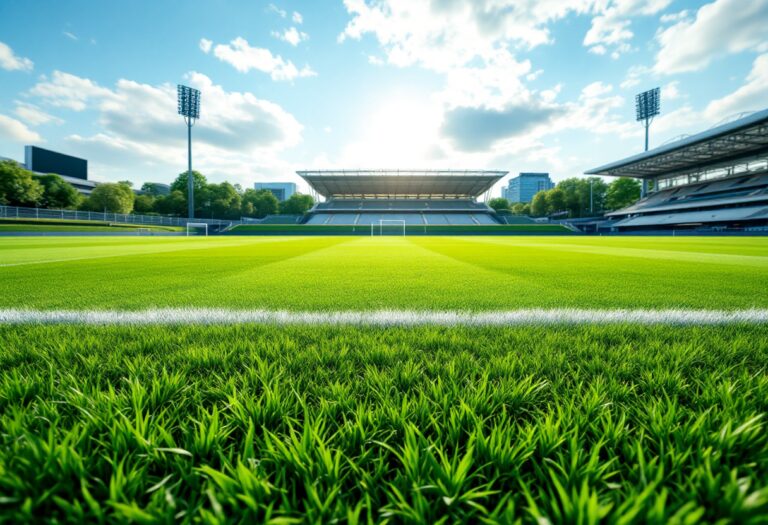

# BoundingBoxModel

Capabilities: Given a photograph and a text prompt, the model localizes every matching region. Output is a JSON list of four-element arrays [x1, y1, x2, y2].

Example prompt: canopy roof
[[297, 170, 506, 199], [585, 108, 768, 179]]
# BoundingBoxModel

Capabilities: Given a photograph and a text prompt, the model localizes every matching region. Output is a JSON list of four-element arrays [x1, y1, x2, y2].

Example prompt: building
[[502, 173, 554, 203], [298, 169, 506, 225], [585, 109, 768, 231], [255, 182, 296, 201], [2, 146, 96, 195]]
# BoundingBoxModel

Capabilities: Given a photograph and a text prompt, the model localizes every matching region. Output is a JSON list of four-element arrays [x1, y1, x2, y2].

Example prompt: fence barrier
[[0, 205, 234, 227]]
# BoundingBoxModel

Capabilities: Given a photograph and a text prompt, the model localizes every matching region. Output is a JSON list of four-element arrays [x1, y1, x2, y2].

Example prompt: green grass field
[[1, 236, 766, 310], [0, 218, 185, 233], [1, 236, 768, 523]]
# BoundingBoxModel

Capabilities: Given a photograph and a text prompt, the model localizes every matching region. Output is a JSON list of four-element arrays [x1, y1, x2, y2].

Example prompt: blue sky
[[0, 0, 766, 196]]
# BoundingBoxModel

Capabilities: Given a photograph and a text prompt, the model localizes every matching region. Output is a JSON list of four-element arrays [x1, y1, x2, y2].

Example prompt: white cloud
[[661, 81, 681, 100], [0, 114, 42, 143], [619, 65, 649, 89], [206, 37, 316, 81], [199, 38, 213, 54], [272, 27, 308, 47], [292, 11, 303, 24], [583, 0, 672, 58], [660, 10, 689, 23], [13, 102, 63, 126], [0, 41, 33, 72], [268, 3, 287, 18], [704, 54, 768, 121], [28, 70, 303, 185], [63, 31, 78, 41], [29, 70, 116, 111], [654, 0, 768, 74]]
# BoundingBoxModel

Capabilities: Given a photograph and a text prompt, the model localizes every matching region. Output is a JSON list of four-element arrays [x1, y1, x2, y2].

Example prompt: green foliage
[[488, 197, 510, 211], [0, 237, 765, 311], [170, 170, 207, 197], [530, 177, 609, 218], [0, 323, 767, 523], [133, 194, 156, 214], [153, 190, 187, 216], [84, 182, 135, 214], [531, 191, 549, 217], [279, 193, 314, 215], [606, 177, 642, 211], [204, 182, 242, 220], [0, 159, 44, 207], [511, 202, 530, 215], [140, 183, 167, 196], [35, 174, 81, 209], [241, 189, 279, 218]]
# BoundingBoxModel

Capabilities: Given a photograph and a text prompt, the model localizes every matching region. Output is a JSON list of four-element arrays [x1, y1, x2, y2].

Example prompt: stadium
[[588, 109, 768, 232], [2, 3, 768, 523], [301, 169, 504, 227]]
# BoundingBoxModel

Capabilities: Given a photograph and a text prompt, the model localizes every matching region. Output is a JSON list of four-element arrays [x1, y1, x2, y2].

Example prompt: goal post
[[186, 222, 209, 236], [372, 219, 406, 236], [136, 228, 151, 236]]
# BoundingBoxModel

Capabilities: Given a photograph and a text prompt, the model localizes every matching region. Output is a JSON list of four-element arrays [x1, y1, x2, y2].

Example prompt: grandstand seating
[[607, 171, 768, 230]]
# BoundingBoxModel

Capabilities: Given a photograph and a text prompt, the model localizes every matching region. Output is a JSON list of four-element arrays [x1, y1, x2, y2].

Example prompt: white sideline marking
[[0, 308, 767, 326]]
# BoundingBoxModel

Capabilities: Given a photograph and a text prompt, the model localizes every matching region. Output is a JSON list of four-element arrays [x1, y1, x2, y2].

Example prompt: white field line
[[0, 308, 767, 326]]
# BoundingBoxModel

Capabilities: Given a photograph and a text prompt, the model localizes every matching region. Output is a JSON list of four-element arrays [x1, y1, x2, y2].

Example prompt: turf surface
[[0, 236, 766, 310], [1, 324, 767, 523], [2, 235, 768, 523]]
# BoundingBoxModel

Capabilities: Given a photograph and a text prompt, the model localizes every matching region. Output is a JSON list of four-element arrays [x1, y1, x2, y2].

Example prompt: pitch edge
[[1, 308, 767, 326]]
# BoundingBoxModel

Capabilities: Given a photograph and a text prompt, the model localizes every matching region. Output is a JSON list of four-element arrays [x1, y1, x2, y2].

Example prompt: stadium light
[[178, 84, 201, 219], [635, 87, 660, 197]]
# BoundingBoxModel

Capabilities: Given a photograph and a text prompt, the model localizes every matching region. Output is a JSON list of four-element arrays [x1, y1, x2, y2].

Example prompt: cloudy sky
[[0, 0, 766, 195]]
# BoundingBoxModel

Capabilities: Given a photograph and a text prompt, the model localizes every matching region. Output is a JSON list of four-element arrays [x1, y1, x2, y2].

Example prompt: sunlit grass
[[1, 324, 767, 523], [1, 236, 766, 310]]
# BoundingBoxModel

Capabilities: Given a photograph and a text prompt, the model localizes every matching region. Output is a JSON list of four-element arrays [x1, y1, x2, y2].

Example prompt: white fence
[[0, 205, 233, 227]]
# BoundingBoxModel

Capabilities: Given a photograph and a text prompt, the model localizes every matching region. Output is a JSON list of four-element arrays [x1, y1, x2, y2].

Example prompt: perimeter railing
[[0, 205, 234, 227]]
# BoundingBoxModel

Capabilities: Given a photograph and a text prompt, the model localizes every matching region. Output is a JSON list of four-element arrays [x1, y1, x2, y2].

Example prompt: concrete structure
[[298, 169, 506, 226], [502, 173, 554, 203], [255, 182, 296, 201], [586, 109, 768, 231]]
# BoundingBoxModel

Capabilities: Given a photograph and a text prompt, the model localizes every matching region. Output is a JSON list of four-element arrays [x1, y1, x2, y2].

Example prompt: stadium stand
[[297, 170, 506, 226], [586, 109, 768, 231]]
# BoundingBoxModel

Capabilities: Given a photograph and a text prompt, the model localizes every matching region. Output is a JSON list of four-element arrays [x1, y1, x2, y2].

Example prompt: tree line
[[489, 176, 641, 218], [0, 161, 314, 219]]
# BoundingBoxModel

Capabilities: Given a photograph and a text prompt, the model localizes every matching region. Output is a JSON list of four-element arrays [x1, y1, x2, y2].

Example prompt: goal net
[[372, 219, 406, 236], [186, 223, 209, 236], [136, 228, 151, 236]]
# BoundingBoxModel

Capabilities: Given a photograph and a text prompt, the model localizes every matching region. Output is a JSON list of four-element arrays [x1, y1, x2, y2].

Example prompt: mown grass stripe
[[1, 308, 767, 325]]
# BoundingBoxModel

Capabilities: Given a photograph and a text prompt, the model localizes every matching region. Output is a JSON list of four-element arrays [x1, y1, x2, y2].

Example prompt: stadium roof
[[585, 108, 768, 179], [297, 170, 507, 199]]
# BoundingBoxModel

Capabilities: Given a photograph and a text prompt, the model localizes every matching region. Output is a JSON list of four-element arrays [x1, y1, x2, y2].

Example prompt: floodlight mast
[[178, 85, 201, 219], [635, 87, 660, 197]]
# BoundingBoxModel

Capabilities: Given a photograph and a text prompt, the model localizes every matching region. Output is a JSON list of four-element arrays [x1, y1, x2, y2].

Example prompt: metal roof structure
[[585, 109, 768, 179], [297, 170, 507, 199]]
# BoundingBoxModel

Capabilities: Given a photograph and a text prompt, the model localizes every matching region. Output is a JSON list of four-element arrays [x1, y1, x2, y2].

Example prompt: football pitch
[[1, 236, 768, 523]]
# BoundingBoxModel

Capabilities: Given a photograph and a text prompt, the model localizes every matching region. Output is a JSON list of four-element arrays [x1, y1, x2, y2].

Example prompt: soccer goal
[[186, 223, 208, 236], [136, 228, 151, 236], [372, 219, 406, 236]]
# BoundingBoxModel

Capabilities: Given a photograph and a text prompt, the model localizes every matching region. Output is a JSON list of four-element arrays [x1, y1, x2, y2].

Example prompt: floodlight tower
[[178, 84, 201, 218], [635, 87, 660, 197]]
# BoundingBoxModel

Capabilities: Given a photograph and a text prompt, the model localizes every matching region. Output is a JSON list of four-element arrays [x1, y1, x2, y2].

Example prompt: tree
[[133, 194, 156, 214], [530, 191, 549, 217], [487, 197, 510, 212], [85, 182, 135, 214], [241, 189, 279, 218], [0, 160, 43, 207], [280, 193, 314, 215], [154, 190, 187, 216], [605, 177, 641, 211], [171, 171, 207, 196], [547, 188, 566, 215], [36, 174, 81, 209], [207, 182, 242, 219], [511, 202, 530, 215]]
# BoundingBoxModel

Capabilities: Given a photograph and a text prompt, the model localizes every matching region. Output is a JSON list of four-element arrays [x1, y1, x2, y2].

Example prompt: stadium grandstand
[[586, 109, 768, 232], [298, 170, 506, 226]]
